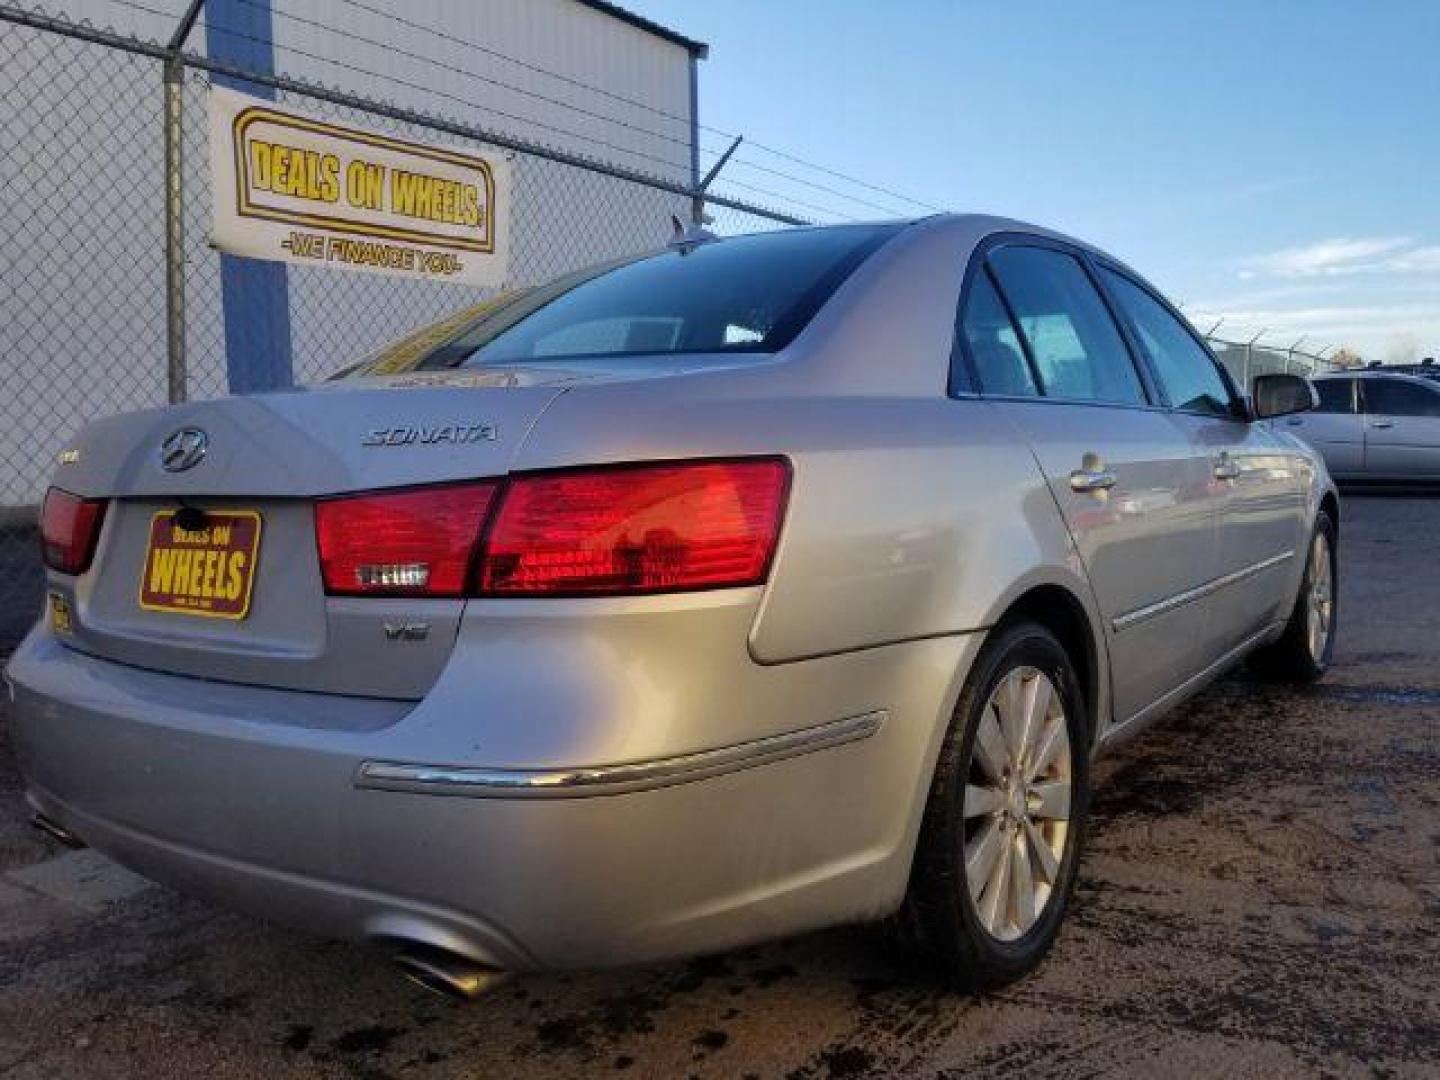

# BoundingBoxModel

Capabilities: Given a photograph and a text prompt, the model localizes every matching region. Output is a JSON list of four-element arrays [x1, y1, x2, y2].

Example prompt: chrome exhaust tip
[[30, 813, 85, 849], [389, 943, 509, 1001]]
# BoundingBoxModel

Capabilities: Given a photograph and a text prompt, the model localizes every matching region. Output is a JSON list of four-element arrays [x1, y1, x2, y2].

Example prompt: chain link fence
[[1, 15, 168, 648], [0, 2, 804, 650], [1206, 336, 1333, 389]]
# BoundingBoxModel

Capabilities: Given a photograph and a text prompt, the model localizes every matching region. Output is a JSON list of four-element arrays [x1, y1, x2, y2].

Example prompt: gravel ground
[[0, 493, 1436, 1079]]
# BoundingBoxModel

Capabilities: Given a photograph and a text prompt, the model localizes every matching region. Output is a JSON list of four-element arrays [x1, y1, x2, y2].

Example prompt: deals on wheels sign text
[[208, 87, 510, 285]]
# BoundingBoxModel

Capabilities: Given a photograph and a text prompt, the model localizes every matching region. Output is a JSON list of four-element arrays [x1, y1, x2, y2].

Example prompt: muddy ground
[[0, 493, 1436, 1078]]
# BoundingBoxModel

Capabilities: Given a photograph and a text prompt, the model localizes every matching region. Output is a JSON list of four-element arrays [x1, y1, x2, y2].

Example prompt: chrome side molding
[[30, 813, 86, 849], [356, 710, 886, 799], [1112, 551, 1294, 634]]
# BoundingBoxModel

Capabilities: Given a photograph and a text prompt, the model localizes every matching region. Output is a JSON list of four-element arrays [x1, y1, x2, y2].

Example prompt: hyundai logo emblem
[[159, 427, 209, 473]]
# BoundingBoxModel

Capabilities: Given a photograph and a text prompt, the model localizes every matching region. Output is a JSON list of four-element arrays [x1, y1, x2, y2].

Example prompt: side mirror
[[1252, 373, 1317, 419]]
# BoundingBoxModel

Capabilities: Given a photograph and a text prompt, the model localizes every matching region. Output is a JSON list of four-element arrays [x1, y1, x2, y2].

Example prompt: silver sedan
[[7, 215, 1338, 995], [1283, 371, 1440, 481]]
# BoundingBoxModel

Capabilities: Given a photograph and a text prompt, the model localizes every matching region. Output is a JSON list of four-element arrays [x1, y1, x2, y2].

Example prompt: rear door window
[[1364, 378, 1440, 417], [987, 246, 1147, 406], [956, 270, 1037, 397], [1313, 379, 1356, 414], [1098, 267, 1235, 417]]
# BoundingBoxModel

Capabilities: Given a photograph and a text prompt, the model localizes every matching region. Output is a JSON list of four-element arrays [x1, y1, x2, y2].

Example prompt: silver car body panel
[[1359, 375, 1440, 478], [7, 213, 1336, 970], [1281, 376, 1365, 477]]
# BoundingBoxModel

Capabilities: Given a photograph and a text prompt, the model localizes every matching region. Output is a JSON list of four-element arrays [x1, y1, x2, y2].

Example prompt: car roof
[[1321, 370, 1434, 380], [725, 213, 1158, 292], [729, 213, 1128, 259]]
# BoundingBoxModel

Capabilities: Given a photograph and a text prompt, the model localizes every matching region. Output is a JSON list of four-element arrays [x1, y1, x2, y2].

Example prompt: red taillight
[[40, 487, 107, 575], [480, 459, 790, 596], [312, 460, 790, 599], [315, 481, 499, 597]]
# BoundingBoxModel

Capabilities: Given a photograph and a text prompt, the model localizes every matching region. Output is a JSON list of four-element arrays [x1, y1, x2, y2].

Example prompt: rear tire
[[1248, 511, 1336, 683], [896, 620, 1090, 991]]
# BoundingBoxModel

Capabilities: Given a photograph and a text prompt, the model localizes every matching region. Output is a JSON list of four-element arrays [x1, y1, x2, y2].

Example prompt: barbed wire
[[714, 155, 912, 218], [94, 0, 937, 219], [705, 176, 861, 223], [22, 0, 933, 229], [333, 0, 701, 133], [249, 0, 718, 160], [106, 0, 704, 177], [322, 0, 941, 215], [736, 140, 944, 214]]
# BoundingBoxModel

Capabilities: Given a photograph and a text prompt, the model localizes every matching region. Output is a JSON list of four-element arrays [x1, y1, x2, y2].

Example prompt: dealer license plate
[[138, 510, 263, 619]]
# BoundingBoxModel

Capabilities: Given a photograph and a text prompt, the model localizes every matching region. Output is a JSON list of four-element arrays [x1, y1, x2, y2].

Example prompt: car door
[[960, 241, 1222, 728], [1095, 264, 1306, 650], [1278, 378, 1364, 479], [1360, 376, 1440, 479]]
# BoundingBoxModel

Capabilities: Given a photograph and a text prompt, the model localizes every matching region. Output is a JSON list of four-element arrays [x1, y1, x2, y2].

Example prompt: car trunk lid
[[52, 372, 567, 699]]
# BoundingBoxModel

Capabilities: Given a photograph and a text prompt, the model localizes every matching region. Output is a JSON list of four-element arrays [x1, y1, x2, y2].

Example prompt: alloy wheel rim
[[1307, 533, 1334, 661], [962, 666, 1071, 942]]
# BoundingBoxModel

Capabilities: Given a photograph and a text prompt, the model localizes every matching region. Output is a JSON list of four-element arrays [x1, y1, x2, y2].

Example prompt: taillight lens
[[315, 481, 499, 596], [313, 460, 790, 599], [40, 487, 107, 575], [480, 459, 790, 596]]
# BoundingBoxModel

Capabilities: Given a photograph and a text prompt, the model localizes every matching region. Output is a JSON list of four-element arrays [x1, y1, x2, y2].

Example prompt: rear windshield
[[352, 223, 902, 374]]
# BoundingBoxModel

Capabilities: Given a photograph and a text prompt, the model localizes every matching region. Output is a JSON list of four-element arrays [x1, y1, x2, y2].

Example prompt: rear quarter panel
[[519, 383, 1090, 663], [748, 396, 1089, 663]]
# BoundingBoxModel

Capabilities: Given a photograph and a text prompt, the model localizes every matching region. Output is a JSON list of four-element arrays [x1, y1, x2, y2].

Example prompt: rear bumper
[[6, 624, 975, 970]]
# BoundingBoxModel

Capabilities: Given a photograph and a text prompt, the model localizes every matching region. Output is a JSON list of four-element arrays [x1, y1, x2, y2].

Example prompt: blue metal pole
[[205, 0, 293, 394]]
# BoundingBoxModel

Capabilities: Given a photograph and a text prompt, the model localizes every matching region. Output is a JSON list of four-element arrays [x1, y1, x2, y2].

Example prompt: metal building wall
[[278, 0, 695, 183]]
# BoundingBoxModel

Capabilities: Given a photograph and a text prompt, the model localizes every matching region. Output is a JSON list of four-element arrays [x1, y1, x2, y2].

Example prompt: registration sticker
[[138, 510, 262, 619], [49, 591, 73, 635]]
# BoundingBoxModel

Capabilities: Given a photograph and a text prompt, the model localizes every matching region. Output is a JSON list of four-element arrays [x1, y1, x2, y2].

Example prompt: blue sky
[[633, 0, 1440, 361]]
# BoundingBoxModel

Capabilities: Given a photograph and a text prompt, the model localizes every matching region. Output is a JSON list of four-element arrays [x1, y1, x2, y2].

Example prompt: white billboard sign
[[208, 86, 509, 285]]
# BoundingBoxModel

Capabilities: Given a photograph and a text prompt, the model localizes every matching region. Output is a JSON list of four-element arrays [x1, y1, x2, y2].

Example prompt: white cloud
[[1240, 236, 1417, 278], [1185, 299, 1440, 360], [1195, 302, 1438, 330], [1388, 246, 1440, 272], [1183, 234, 1440, 360]]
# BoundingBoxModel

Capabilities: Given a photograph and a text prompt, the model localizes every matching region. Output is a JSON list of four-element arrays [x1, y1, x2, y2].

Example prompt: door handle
[[1285, 417, 1304, 426], [1213, 456, 1241, 481], [1370, 420, 1395, 429], [1069, 468, 1117, 493]]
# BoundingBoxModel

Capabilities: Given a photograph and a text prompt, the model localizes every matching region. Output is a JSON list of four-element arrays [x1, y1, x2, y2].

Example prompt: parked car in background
[[1283, 372, 1440, 481], [7, 215, 1338, 996]]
